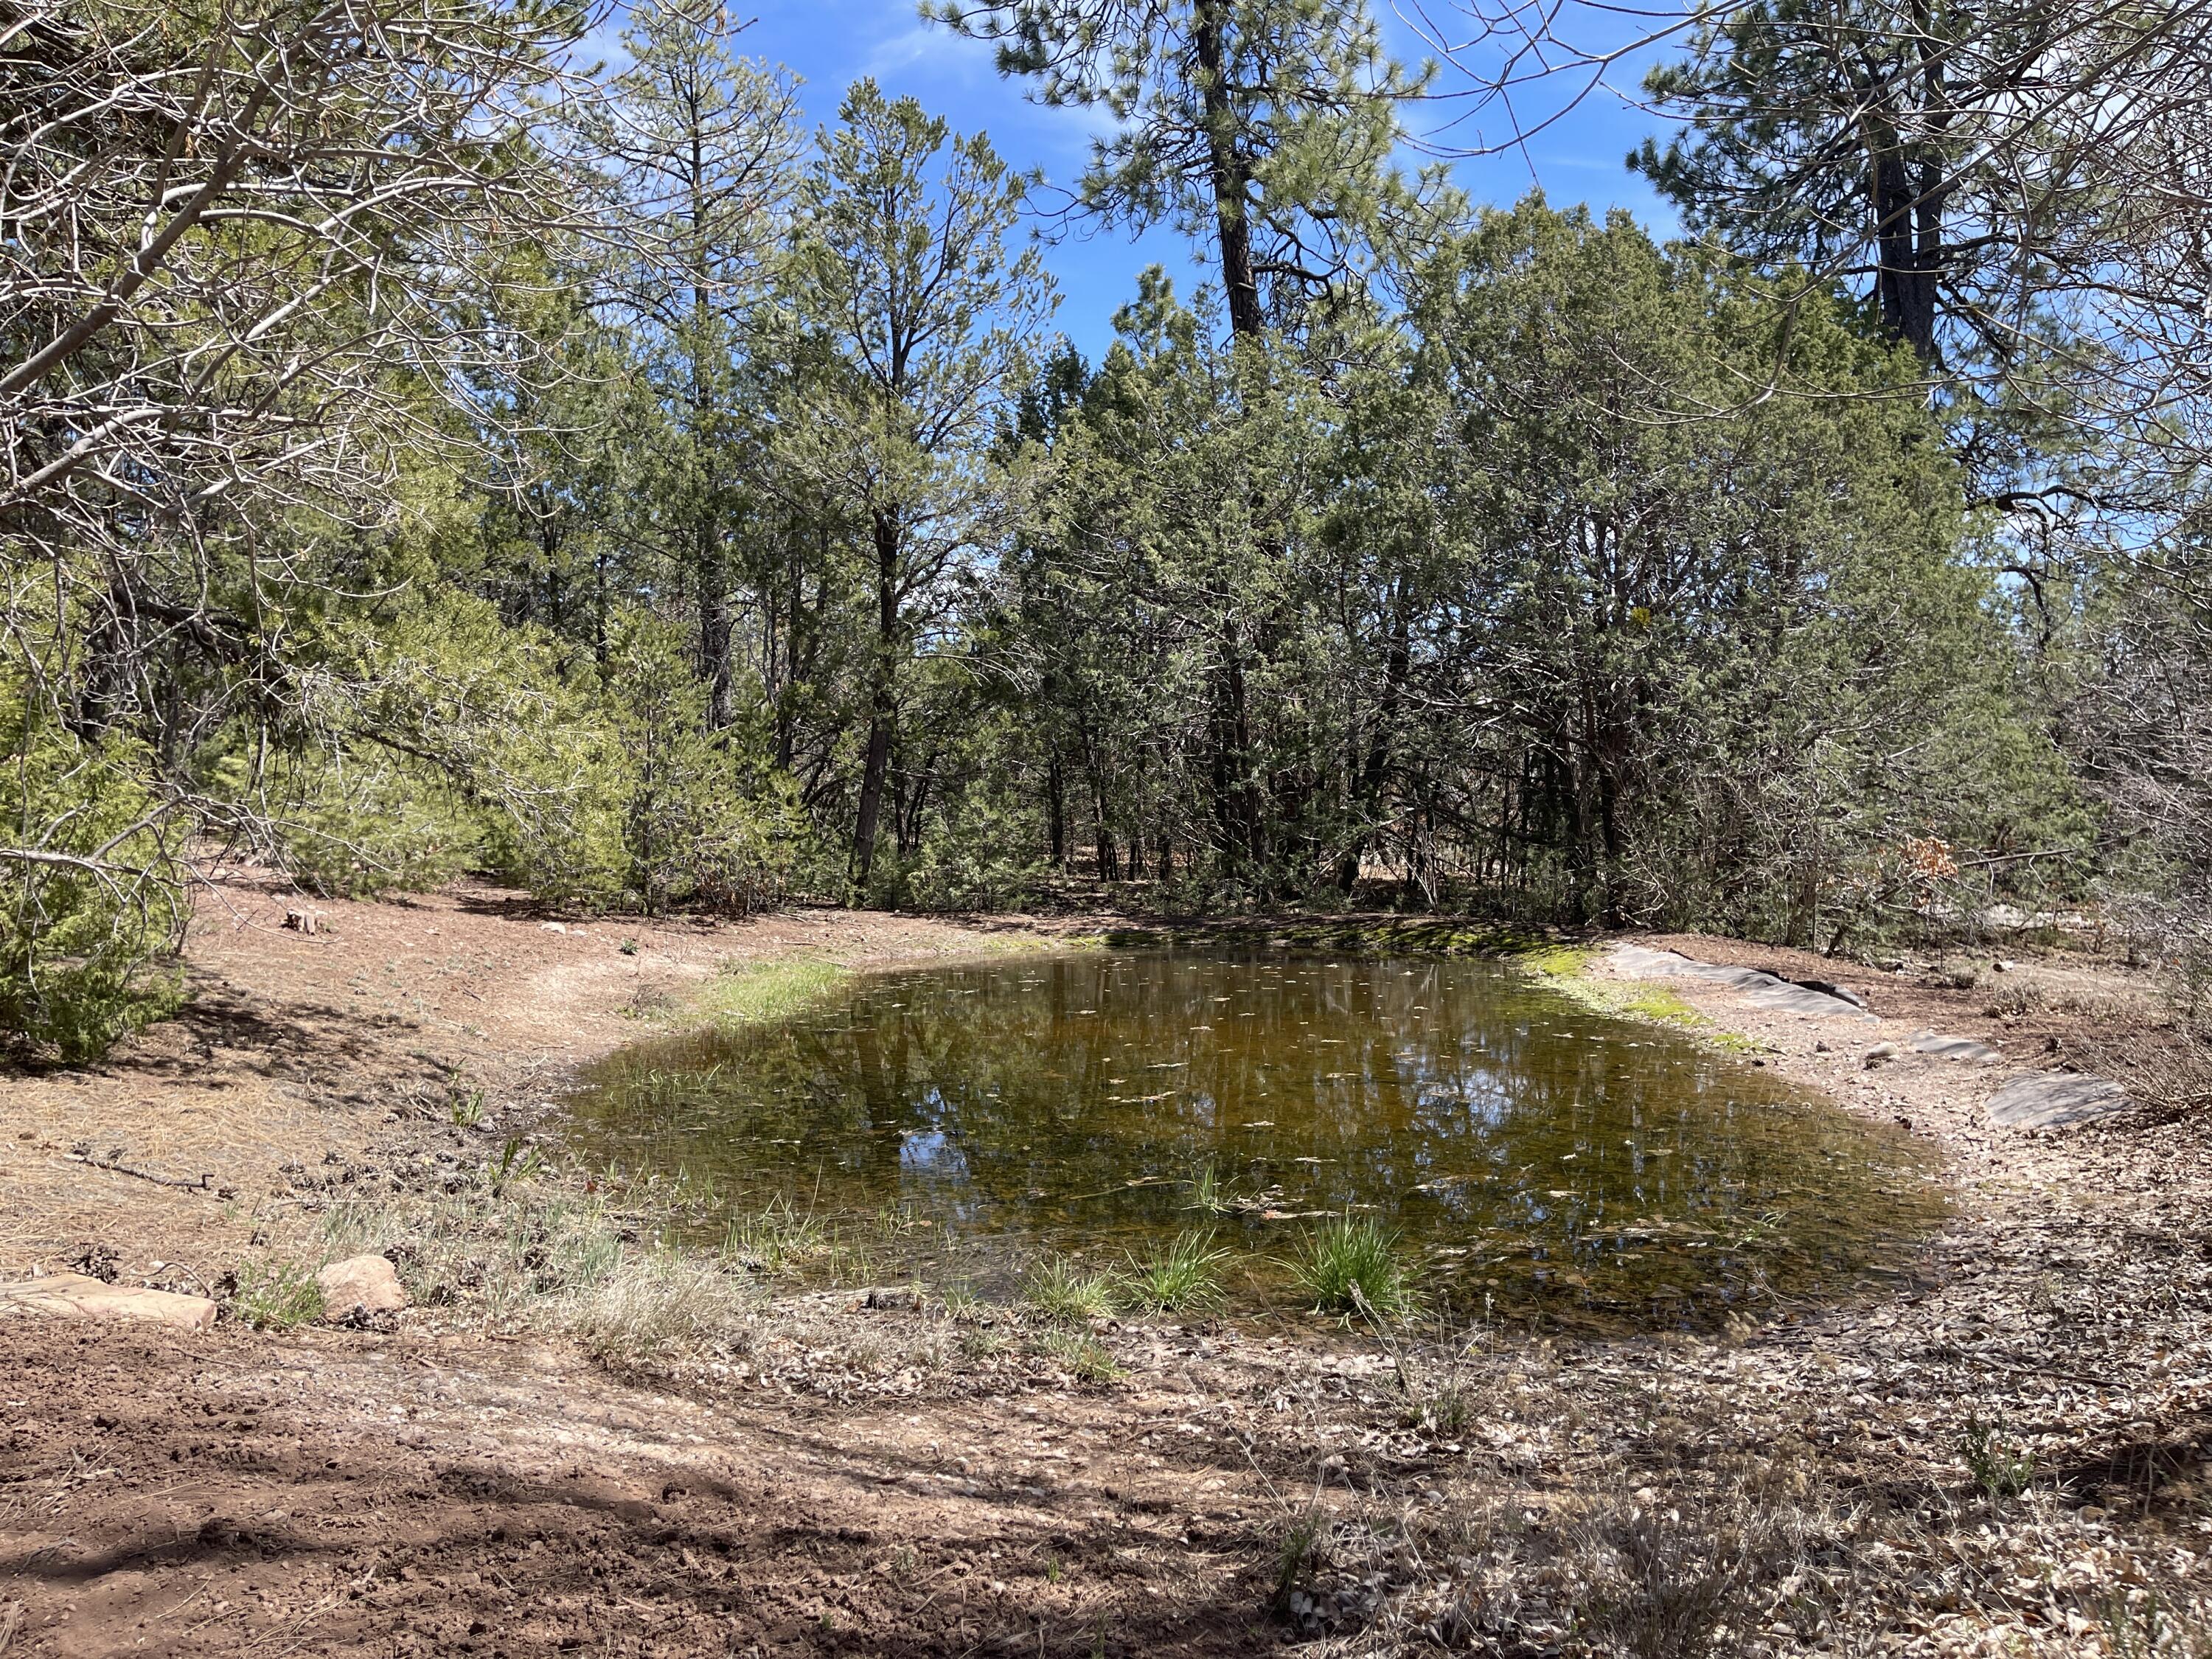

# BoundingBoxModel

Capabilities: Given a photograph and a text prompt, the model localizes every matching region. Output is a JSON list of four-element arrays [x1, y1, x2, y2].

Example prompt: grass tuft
[[721, 1195, 826, 1274], [1272, 1504, 1329, 1615], [939, 1280, 983, 1321], [1186, 1161, 1233, 1215], [1287, 1213, 1421, 1320], [1961, 1415, 2035, 1499], [554, 1246, 755, 1361], [1119, 1228, 1232, 1315], [1023, 1255, 1119, 1323], [1040, 1328, 1123, 1382], [230, 1257, 324, 1330], [957, 1325, 1009, 1360]]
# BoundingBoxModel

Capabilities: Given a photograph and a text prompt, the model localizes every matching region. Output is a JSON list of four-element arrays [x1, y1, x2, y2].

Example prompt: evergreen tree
[[933, 0, 1430, 338], [584, 0, 803, 728], [780, 81, 1056, 886]]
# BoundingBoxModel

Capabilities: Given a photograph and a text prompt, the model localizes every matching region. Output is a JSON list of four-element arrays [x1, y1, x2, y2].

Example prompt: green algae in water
[[565, 951, 1943, 1327]]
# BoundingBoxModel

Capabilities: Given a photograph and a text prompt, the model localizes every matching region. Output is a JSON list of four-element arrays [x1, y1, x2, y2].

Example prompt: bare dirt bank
[[2, 885, 2208, 1656]]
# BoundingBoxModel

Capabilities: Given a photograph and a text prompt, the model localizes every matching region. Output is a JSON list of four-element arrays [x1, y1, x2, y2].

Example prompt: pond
[[565, 949, 1943, 1329]]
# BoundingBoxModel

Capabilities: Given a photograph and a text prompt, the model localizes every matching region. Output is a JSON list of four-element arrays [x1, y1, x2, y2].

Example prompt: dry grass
[[1281, 1443, 2212, 1659], [1981, 961, 2169, 1026], [313, 1181, 762, 1361], [0, 1053, 333, 1269], [554, 1246, 757, 1360], [2085, 1020, 2212, 1115]]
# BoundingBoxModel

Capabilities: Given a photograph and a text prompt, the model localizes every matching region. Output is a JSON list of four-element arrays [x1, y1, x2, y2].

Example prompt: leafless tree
[[0, 0, 606, 1046], [0, 0, 596, 866]]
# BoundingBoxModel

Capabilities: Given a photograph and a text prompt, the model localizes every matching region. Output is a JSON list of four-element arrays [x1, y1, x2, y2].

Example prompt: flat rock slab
[[1987, 1072, 2132, 1130], [0, 1273, 217, 1330], [1910, 1030, 2004, 1064], [1607, 945, 1877, 1022]]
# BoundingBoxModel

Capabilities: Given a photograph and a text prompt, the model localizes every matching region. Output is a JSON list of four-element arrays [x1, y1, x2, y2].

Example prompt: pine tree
[[781, 82, 1055, 886]]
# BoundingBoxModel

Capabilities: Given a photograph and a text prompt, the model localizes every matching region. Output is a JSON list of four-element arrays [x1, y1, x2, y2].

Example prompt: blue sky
[[735, 1, 1686, 358]]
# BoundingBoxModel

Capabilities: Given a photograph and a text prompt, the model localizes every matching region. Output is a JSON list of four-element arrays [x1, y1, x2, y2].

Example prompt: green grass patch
[[1119, 1228, 1232, 1315], [1507, 947, 1772, 1054], [1514, 942, 1595, 978], [689, 957, 849, 1028], [1607, 984, 1705, 1025], [230, 1257, 324, 1330], [1287, 1213, 1422, 1320], [1023, 1255, 1120, 1323]]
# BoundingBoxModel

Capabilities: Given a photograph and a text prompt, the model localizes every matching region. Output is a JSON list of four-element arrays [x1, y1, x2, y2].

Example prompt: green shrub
[[267, 748, 480, 899], [0, 668, 184, 1062], [486, 613, 802, 915], [605, 617, 802, 915], [897, 794, 1047, 911], [310, 597, 802, 917]]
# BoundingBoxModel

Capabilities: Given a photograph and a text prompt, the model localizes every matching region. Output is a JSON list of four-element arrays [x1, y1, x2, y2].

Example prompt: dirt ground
[[4, 881, 2211, 1656]]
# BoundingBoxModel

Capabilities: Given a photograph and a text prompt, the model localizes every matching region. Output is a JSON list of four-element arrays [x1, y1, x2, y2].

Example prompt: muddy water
[[566, 951, 1942, 1326]]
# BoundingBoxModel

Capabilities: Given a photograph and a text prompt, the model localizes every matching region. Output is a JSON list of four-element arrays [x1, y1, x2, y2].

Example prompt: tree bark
[[700, 526, 734, 730], [1192, 0, 1263, 341], [851, 510, 901, 884], [1871, 144, 1941, 361]]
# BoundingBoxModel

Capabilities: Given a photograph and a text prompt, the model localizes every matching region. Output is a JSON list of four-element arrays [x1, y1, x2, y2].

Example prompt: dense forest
[[6, 0, 2211, 1060]]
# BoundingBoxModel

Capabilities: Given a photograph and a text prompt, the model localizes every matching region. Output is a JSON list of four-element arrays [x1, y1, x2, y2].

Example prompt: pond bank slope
[[0, 880, 2205, 1656]]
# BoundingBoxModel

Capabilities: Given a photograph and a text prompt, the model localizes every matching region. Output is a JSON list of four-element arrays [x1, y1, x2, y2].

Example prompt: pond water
[[566, 950, 1942, 1328]]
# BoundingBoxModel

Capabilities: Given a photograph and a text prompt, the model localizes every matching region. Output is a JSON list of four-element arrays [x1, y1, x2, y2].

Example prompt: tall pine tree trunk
[[1193, 0, 1262, 341], [851, 510, 900, 884], [699, 523, 734, 730]]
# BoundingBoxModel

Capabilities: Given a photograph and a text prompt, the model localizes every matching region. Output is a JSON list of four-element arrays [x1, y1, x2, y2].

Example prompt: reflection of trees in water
[[571, 953, 1937, 1311]]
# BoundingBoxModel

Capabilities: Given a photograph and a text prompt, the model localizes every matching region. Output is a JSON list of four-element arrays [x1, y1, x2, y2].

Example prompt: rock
[[1988, 1072, 2131, 1130], [1862, 1042, 1902, 1068], [540, 921, 567, 933], [1605, 945, 1877, 1021], [316, 1253, 407, 1317], [0, 1273, 217, 1330], [1910, 1030, 2003, 1064], [1792, 978, 1868, 1009]]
